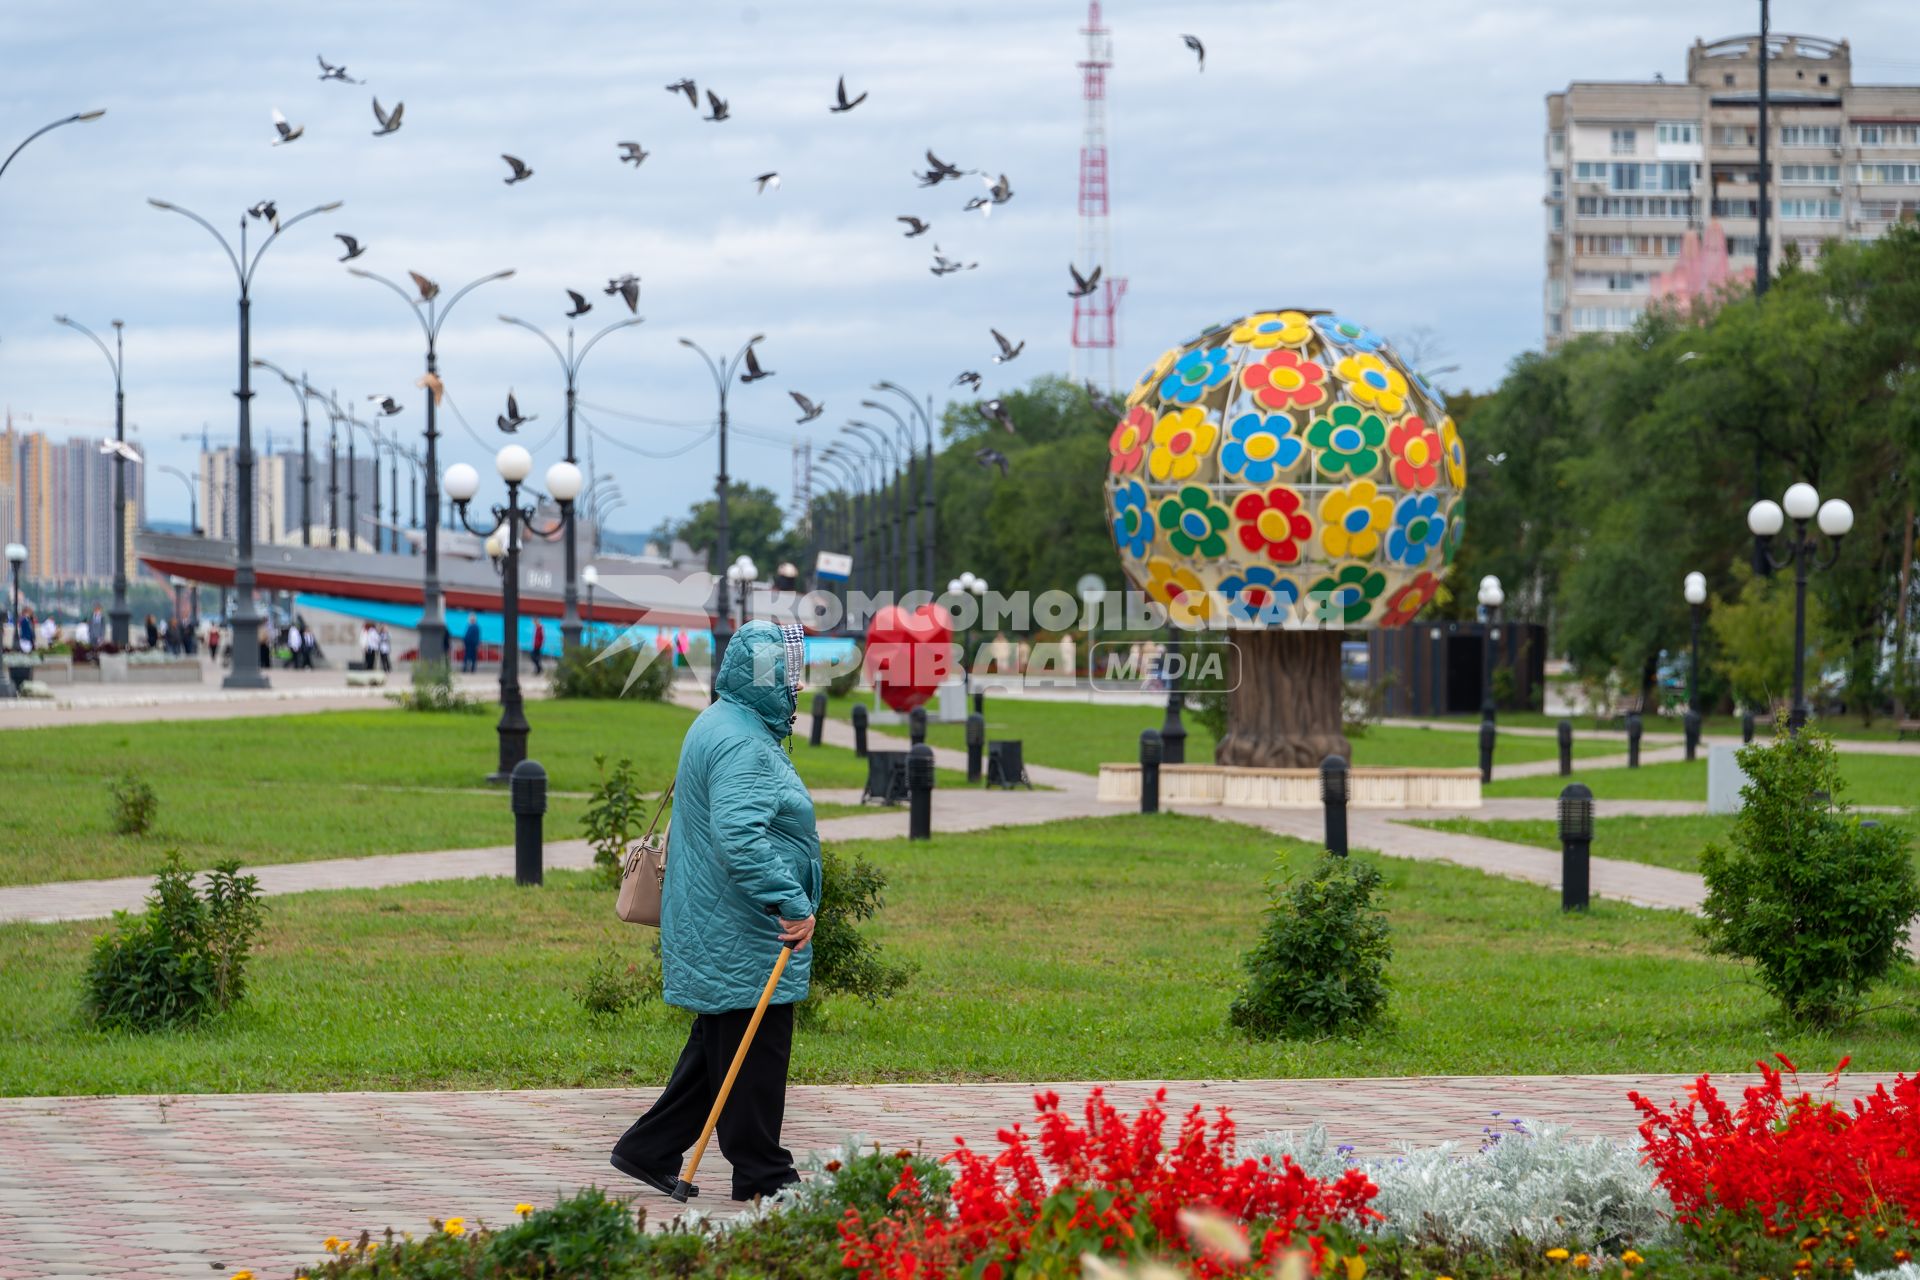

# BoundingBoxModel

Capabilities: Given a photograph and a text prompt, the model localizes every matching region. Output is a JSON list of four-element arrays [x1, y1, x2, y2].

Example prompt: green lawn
[[825, 693, 1615, 776], [7, 814, 1918, 1095], [1407, 812, 1916, 876], [1486, 751, 1920, 807], [0, 702, 950, 887]]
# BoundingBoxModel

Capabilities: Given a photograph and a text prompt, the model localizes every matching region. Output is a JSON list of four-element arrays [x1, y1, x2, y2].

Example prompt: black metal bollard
[[907, 742, 934, 840], [908, 706, 927, 746], [808, 692, 827, 747], [965, 713, 985, 784], [1320, 755, 1349, 857], [1557, 718, 1573, 777], [1742, 710, 1755, 743], [1558, 782, 1593, 912], [1683, 708, 1701, 762], [1626, 712, 1643, 769], [1160, 703, 1188, 766], [509, 758, 547, 887], [972, 689, 984, 717], [1478, 717, 1496, 785], [1138, 729, 1162, 814], [851, 702, 869, 757]]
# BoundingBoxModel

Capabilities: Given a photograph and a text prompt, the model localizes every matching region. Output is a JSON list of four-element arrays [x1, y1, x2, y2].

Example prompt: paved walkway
[[2, 1071, 1901, 1280]]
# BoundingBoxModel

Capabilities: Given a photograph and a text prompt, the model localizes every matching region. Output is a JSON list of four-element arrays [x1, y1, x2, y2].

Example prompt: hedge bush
[[84, 852, 265, 1031], [1229, 852, 1392, 1040]]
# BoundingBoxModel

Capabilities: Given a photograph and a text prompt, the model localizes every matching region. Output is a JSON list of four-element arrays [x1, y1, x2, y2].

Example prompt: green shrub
[[581, 754, 652, 883], [549, 643, 672, 701], [84, 853, 265, 1031], [109, 774, 157, 835], [807, 848, 913, 1018], [827, 653, 863, 698], [573, 947, 661, 1019], [1229, 852, 1392, 1040], [1697, 729, 1920, 1026], [390, 662, 484, 713]]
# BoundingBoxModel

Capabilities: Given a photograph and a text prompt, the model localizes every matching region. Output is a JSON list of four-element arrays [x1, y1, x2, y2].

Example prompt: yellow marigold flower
[[231, 1272, 254, 1280], [1342, 1255, 1367, 1280], [322, 1236, 342, 1253], [444, 1216, 466, 1237], [1573, 1254, 1590, 1268], [1621, 1251, 1644, 1265], [515, 1202, 534, 1217], [1545, 1248, 1570, 1262]]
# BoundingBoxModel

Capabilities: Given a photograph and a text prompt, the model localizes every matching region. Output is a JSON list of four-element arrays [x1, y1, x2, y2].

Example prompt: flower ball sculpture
[[1105, 309, 1466, 765]]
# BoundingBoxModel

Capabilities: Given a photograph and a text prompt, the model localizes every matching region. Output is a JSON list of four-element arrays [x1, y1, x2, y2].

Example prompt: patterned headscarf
[[779, 623, 807, 691]]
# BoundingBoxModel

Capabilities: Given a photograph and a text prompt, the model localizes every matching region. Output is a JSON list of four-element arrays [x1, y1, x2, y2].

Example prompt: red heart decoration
[[865, 603, 955, 712]]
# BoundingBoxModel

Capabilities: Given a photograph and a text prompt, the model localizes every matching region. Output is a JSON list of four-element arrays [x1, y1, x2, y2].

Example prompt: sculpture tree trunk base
[[1215, 629, 1350, 767]]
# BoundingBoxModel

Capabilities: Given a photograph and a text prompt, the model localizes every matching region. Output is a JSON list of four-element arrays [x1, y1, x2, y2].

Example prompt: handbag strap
[[641, 779, 675, 841]]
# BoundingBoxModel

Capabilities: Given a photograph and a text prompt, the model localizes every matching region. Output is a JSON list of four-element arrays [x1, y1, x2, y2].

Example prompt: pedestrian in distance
[[531, 617, 545, 675], [462, 612, 482, 673], [377, 625, 391, 673], [610, 621, 821, 1204], [361, 621, 379, 672], [144, 614, 159, 650]]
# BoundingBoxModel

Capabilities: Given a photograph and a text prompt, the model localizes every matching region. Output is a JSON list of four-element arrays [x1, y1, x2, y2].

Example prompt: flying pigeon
[[963, 196, 992, 218], [1085, 381, 1122, 418], [666, 78, 698, 108], [980, 399, 1017, 433], [335, 234, 366, 262], [497, 390, 535, 433], [565, 289, 592, 318], [371, 98, 403, 136], [99, 439, 143, 464], [704, 90, 730, 122], [930, 244, 976, 276], [789, 391, 824, 423], [1182, 34, 1205, 70], [897, 216, 930, 237], [247, 200, 279, 226], [990, 329, 1024, 364], [739, 343, 773, 383], [1486, 452, 1509, 466], [408, 271, 440, 301], [926, 150, 963, 181], [952, 371, 982, 391], [754, 171, 780, 194], [974, 445, 1009, 476], [501, 154, 533, 184], [415, 371, 445, 405], [271, 109, 304, 146], [1068, 264, 1102, 298], [617, 141, 649, 167], [369, 395, 403, 416], [317, 56, 360, 83], [914, 168, 945, 188], [985, 173, 1013, 204], [603, 274, 640, 313], [830, 76, 868, 113]]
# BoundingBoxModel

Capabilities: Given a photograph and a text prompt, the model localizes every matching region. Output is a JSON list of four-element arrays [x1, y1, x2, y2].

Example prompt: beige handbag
[[615, 781, 675, 926]]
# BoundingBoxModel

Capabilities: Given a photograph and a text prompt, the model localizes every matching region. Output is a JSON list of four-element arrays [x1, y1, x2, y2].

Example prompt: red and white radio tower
[[1071, 0, 1127, 390]]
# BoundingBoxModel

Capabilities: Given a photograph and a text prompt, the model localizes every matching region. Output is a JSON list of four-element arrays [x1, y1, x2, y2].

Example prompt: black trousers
[[612, 1003, 797, 1201]]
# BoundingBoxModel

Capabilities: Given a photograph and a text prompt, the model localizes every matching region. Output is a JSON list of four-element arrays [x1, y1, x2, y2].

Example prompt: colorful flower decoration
[[1387, 415, 1441, 489], [1305, 404, 1387, 477], [1233, 486, 1313, 565], [1219, 412, 1304, 484], [1145, 557, 1211, 626], [1318, 479, 1394, 559], [1240, 349, 1327, 412], [1148, 407, 1217, 481], [1111, 480, 1155, 558], [1335, 352, 1410, 417], [1108, 406, 1150, 474], [1312, 314, 1387, 353], [1218, 566, 1300, 626], [1386, 493, 1446, 566], [1379, 572, 1443, 627], [1129, 347, 1180, 408], [1228, 310, 1312, 350], [1443, 497, 1466, 565], [1411, 367, 1448, 412], [1156, 486, 1230, 558], [1440, 416, 1467, 488], [1159, 346, 1233, 405], [1306, 564, 1387, 626]]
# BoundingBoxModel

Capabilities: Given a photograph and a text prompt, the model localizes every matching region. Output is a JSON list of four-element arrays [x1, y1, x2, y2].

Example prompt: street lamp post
[[1747, 483, 1854, 734], [310, 389, 343, 548], [250, 359, 314, 545], [948, 570, 987, 680], [445, 448, 582, 781], [149, 195, 340, 690], [679, 335, 765, 689], [53, 315, 131, 646], [859, 399, 922, 594], [1683, 571, 1708, 760], [582, 563, 599, 647], [1478, 575, 1505, 723], [5, 542, 25, 653], [157, 465, 200, 536], [350, 267, 515, 668], [874, 381, 937, 590], [500, 313, 643, 653], [817, 449, 864, 605], [727, 555, 758, 624], [0, 110, 105, 185], [843, 425, 901, 593]]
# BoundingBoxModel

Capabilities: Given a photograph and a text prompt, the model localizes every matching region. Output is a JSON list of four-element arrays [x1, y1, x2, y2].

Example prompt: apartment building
[[1545, 33, 1920, 344], [1, 419, 145, 584]]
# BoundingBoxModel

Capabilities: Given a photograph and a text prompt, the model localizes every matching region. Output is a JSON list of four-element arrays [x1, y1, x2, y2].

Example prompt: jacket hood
[[715, 620, 797, 736]]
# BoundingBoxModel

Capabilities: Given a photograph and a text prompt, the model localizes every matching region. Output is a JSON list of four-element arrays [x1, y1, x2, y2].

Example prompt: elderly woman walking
[[611, 620, 821, 1202]]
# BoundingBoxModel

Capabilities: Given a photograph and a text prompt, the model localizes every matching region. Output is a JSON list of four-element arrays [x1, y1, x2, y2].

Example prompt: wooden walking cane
[[671, 944, 794, 1202]]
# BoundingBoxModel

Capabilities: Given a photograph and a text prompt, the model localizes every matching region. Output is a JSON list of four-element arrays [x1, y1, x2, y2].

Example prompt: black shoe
[[610, 1151, 696, 1199]]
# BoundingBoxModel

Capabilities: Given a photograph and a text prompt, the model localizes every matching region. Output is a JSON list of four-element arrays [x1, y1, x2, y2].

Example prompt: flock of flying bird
[[253, 36, 1209, 482]]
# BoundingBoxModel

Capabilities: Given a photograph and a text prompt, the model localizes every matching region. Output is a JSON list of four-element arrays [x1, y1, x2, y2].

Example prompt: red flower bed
[[840, 1088, 1378, 1280], [1630, 1055, 1920, 1229]]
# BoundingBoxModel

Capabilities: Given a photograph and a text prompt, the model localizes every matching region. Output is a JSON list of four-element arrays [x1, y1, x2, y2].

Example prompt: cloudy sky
[[4, 0, 1919, 532]]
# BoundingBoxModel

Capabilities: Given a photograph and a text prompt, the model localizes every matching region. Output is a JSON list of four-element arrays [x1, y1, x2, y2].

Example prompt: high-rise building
[[0, 417, 145, 584], [201, 447, 371, 548], [1545, 33, 1920, 345]]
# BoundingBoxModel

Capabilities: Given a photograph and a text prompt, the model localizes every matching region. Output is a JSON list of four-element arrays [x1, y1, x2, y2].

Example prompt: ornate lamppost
[[1478, 575, 1505, 723], [0, 110, 105, 184], [53, 315, 131, 645], [250, 358, 315, 545], [1747, 483, 1853, 734], [1683, 571, 1708, 760], [582, 563, 599, 647], [726, 554, 758, 624], [873, 380, 937, 589], [679, 335, 765, 687]]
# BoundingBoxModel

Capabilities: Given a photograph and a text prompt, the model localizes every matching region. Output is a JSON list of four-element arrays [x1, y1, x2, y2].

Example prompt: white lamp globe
[[484, 529, 505, 559], [545, 461, 583, 502], [1817, 498, 1854, 537], [740, 558, 758, 581], [495, 444, 533, 484], [581, 565, 599, 587], [1485, 584, 1505, 609], [1683, 571, 1708, 606], [971, 577, 988, 596], [957, 570, 978, 592], [947, 578, 964, 595], [1782, 482, 1819, 521], [442, 463, 480, 503], [1479, 574, 1499, 591], [4, 542, 25, 566], [1747, 499, 1785, 537]]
